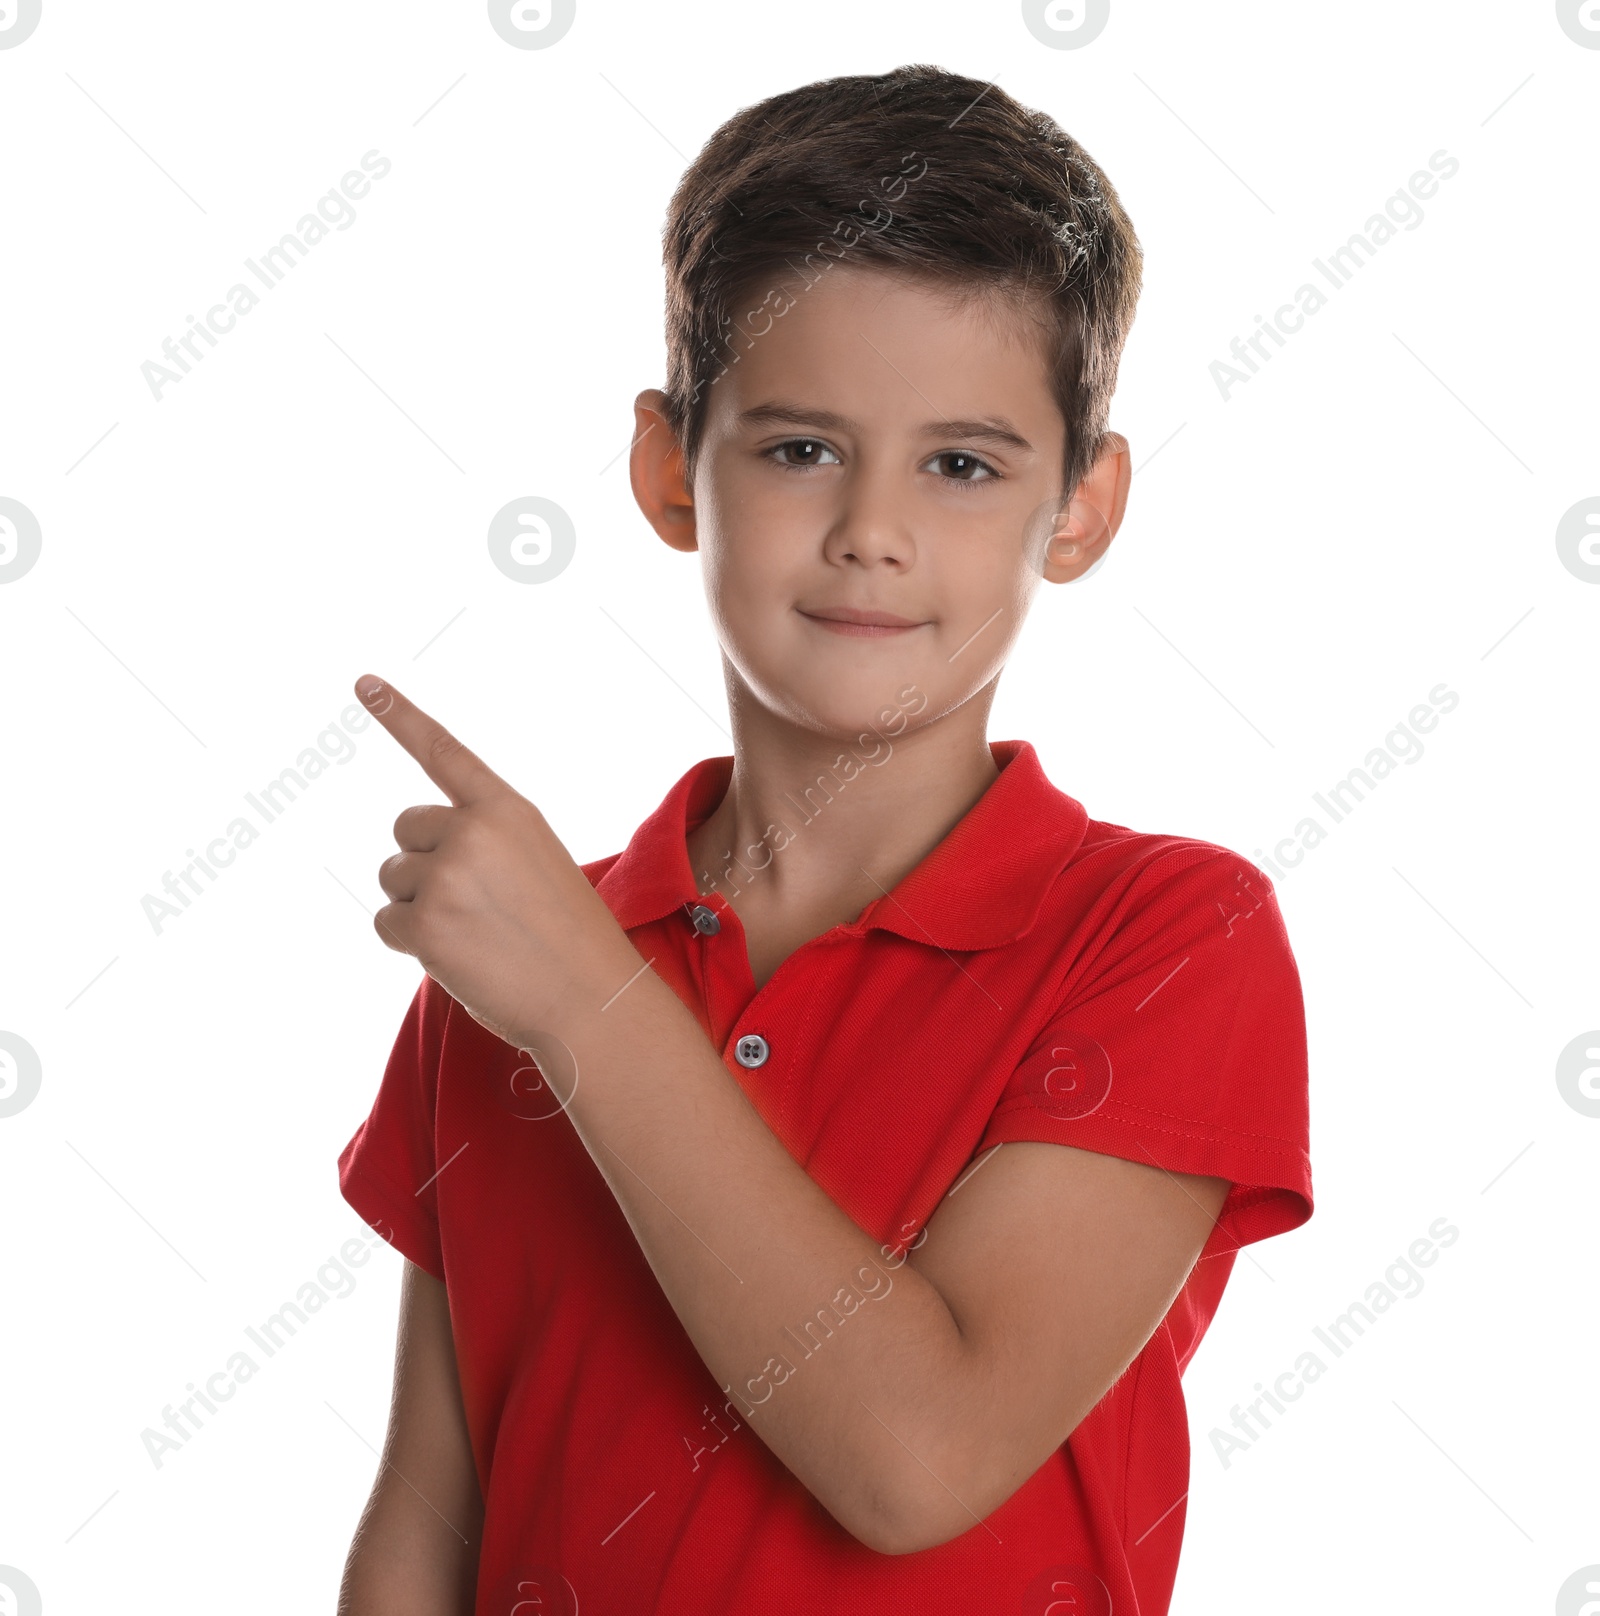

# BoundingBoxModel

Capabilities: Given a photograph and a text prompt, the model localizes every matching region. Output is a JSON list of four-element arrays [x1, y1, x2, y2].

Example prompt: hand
[[355, 674, 627, 1052]]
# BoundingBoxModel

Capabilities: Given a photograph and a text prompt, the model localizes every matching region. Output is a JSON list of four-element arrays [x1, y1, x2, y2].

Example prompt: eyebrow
[[735, 401, 1035, 454]]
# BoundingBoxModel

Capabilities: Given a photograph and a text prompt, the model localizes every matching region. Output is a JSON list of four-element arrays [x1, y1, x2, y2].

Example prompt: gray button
[[689, 903, 721, 936], [734, 1034, 769, 1068]]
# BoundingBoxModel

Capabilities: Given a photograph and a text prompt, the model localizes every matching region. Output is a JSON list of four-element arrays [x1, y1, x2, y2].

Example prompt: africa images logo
[[139, 152, 392, 401], [487, 0, 576, 49], [1555, 0, 1600, 47], [1021, 0, 1110, 50], [0, 496, 42, 583], [0, 0, 42, 48], [0, 1568, 42, 1616]]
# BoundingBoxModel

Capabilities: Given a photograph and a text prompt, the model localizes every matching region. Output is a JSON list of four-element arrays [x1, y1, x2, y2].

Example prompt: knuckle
[[394, 803, 437, 844]]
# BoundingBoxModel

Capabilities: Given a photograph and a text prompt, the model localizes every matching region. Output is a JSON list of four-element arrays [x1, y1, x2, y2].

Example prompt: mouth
[[797, 605, 929, 638]]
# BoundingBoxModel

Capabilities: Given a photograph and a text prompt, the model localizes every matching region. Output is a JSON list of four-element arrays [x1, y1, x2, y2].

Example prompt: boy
[[335, 64, 1312, 1616]]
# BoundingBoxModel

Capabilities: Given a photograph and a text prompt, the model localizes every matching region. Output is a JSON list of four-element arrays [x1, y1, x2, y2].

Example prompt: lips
[[799, 606, 925, 627]]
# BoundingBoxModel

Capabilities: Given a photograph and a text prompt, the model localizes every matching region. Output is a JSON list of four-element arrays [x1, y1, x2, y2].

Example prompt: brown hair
[[659, 64, 1143, 501]]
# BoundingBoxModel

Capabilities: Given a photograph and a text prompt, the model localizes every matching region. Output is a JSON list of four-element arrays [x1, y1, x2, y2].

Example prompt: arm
[[337, 1259, 484, 1615], [900, 1141, 1230, 1550], [541, 960, 1229, 1555]]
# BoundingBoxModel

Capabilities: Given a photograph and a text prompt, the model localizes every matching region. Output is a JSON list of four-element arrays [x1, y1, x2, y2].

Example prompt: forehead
[[706, 265, 1061, 434]]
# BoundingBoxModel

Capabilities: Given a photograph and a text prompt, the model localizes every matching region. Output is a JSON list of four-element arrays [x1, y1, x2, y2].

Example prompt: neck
[[686, 700, 1003, 923]]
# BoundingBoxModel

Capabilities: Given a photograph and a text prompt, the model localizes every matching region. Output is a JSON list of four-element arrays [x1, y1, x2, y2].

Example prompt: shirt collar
[[594, 739, 1089, 952]]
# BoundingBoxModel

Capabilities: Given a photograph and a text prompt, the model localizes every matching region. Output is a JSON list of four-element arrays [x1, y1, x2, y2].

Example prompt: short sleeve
[[337, 971, 451, 1282], [976, 849, 1313, 1251]]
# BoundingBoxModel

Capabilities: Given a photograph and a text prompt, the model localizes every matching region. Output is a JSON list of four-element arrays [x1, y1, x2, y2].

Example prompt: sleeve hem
[[337, 1149, 447, 1284], [975, 1106, 1313, 1251]]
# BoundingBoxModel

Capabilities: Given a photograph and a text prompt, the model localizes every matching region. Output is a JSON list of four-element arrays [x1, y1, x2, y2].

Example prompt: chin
[[761, 671, 933, 743]]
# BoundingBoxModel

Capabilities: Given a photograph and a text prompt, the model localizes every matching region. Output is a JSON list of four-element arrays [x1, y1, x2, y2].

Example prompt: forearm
[[337, 1482, 480, 1616], [528, 937, 977, 1553]]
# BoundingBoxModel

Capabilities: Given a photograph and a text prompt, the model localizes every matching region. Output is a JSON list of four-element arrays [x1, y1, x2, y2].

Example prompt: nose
[[823, 451, 915, 569]]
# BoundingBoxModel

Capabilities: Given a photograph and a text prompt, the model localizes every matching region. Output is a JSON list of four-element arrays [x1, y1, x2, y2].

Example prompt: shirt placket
[[679, 892, 774, 1076]]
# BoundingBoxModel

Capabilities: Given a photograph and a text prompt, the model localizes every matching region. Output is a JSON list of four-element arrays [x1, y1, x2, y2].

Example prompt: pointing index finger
[[355, 675, 502, 806]]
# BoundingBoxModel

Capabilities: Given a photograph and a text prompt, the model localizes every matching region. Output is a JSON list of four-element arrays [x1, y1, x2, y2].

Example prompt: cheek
[[939, 522, 1031, 602], [698, 529, 799, 645], [700, 494, 814, 601]]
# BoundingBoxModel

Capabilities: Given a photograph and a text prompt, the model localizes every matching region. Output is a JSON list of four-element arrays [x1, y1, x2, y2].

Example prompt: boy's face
[[631, 266, 1127, 742]]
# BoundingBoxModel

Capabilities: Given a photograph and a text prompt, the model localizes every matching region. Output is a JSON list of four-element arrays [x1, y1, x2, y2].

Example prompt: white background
[[1, 2, 1595, 1611]]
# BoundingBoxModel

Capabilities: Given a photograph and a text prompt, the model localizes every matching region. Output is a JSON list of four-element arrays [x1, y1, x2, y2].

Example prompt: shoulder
[[1079, 810, 1268, 888], [1045, 811, 1280, 943], [1013, 811, 1300, 1032]]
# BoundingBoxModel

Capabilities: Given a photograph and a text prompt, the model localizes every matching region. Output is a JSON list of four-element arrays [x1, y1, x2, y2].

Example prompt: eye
[[924, 450, 1000, 486], [764, 437, 842, 471]]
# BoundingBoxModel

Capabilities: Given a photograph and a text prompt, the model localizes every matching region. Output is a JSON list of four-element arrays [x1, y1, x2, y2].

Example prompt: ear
[[630, 388, 698, 554], [1041, 430, 1131, 583]]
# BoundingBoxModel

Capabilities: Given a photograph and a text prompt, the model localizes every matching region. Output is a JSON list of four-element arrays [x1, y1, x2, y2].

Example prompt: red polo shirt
[[337, 738, 1313, 1616]]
